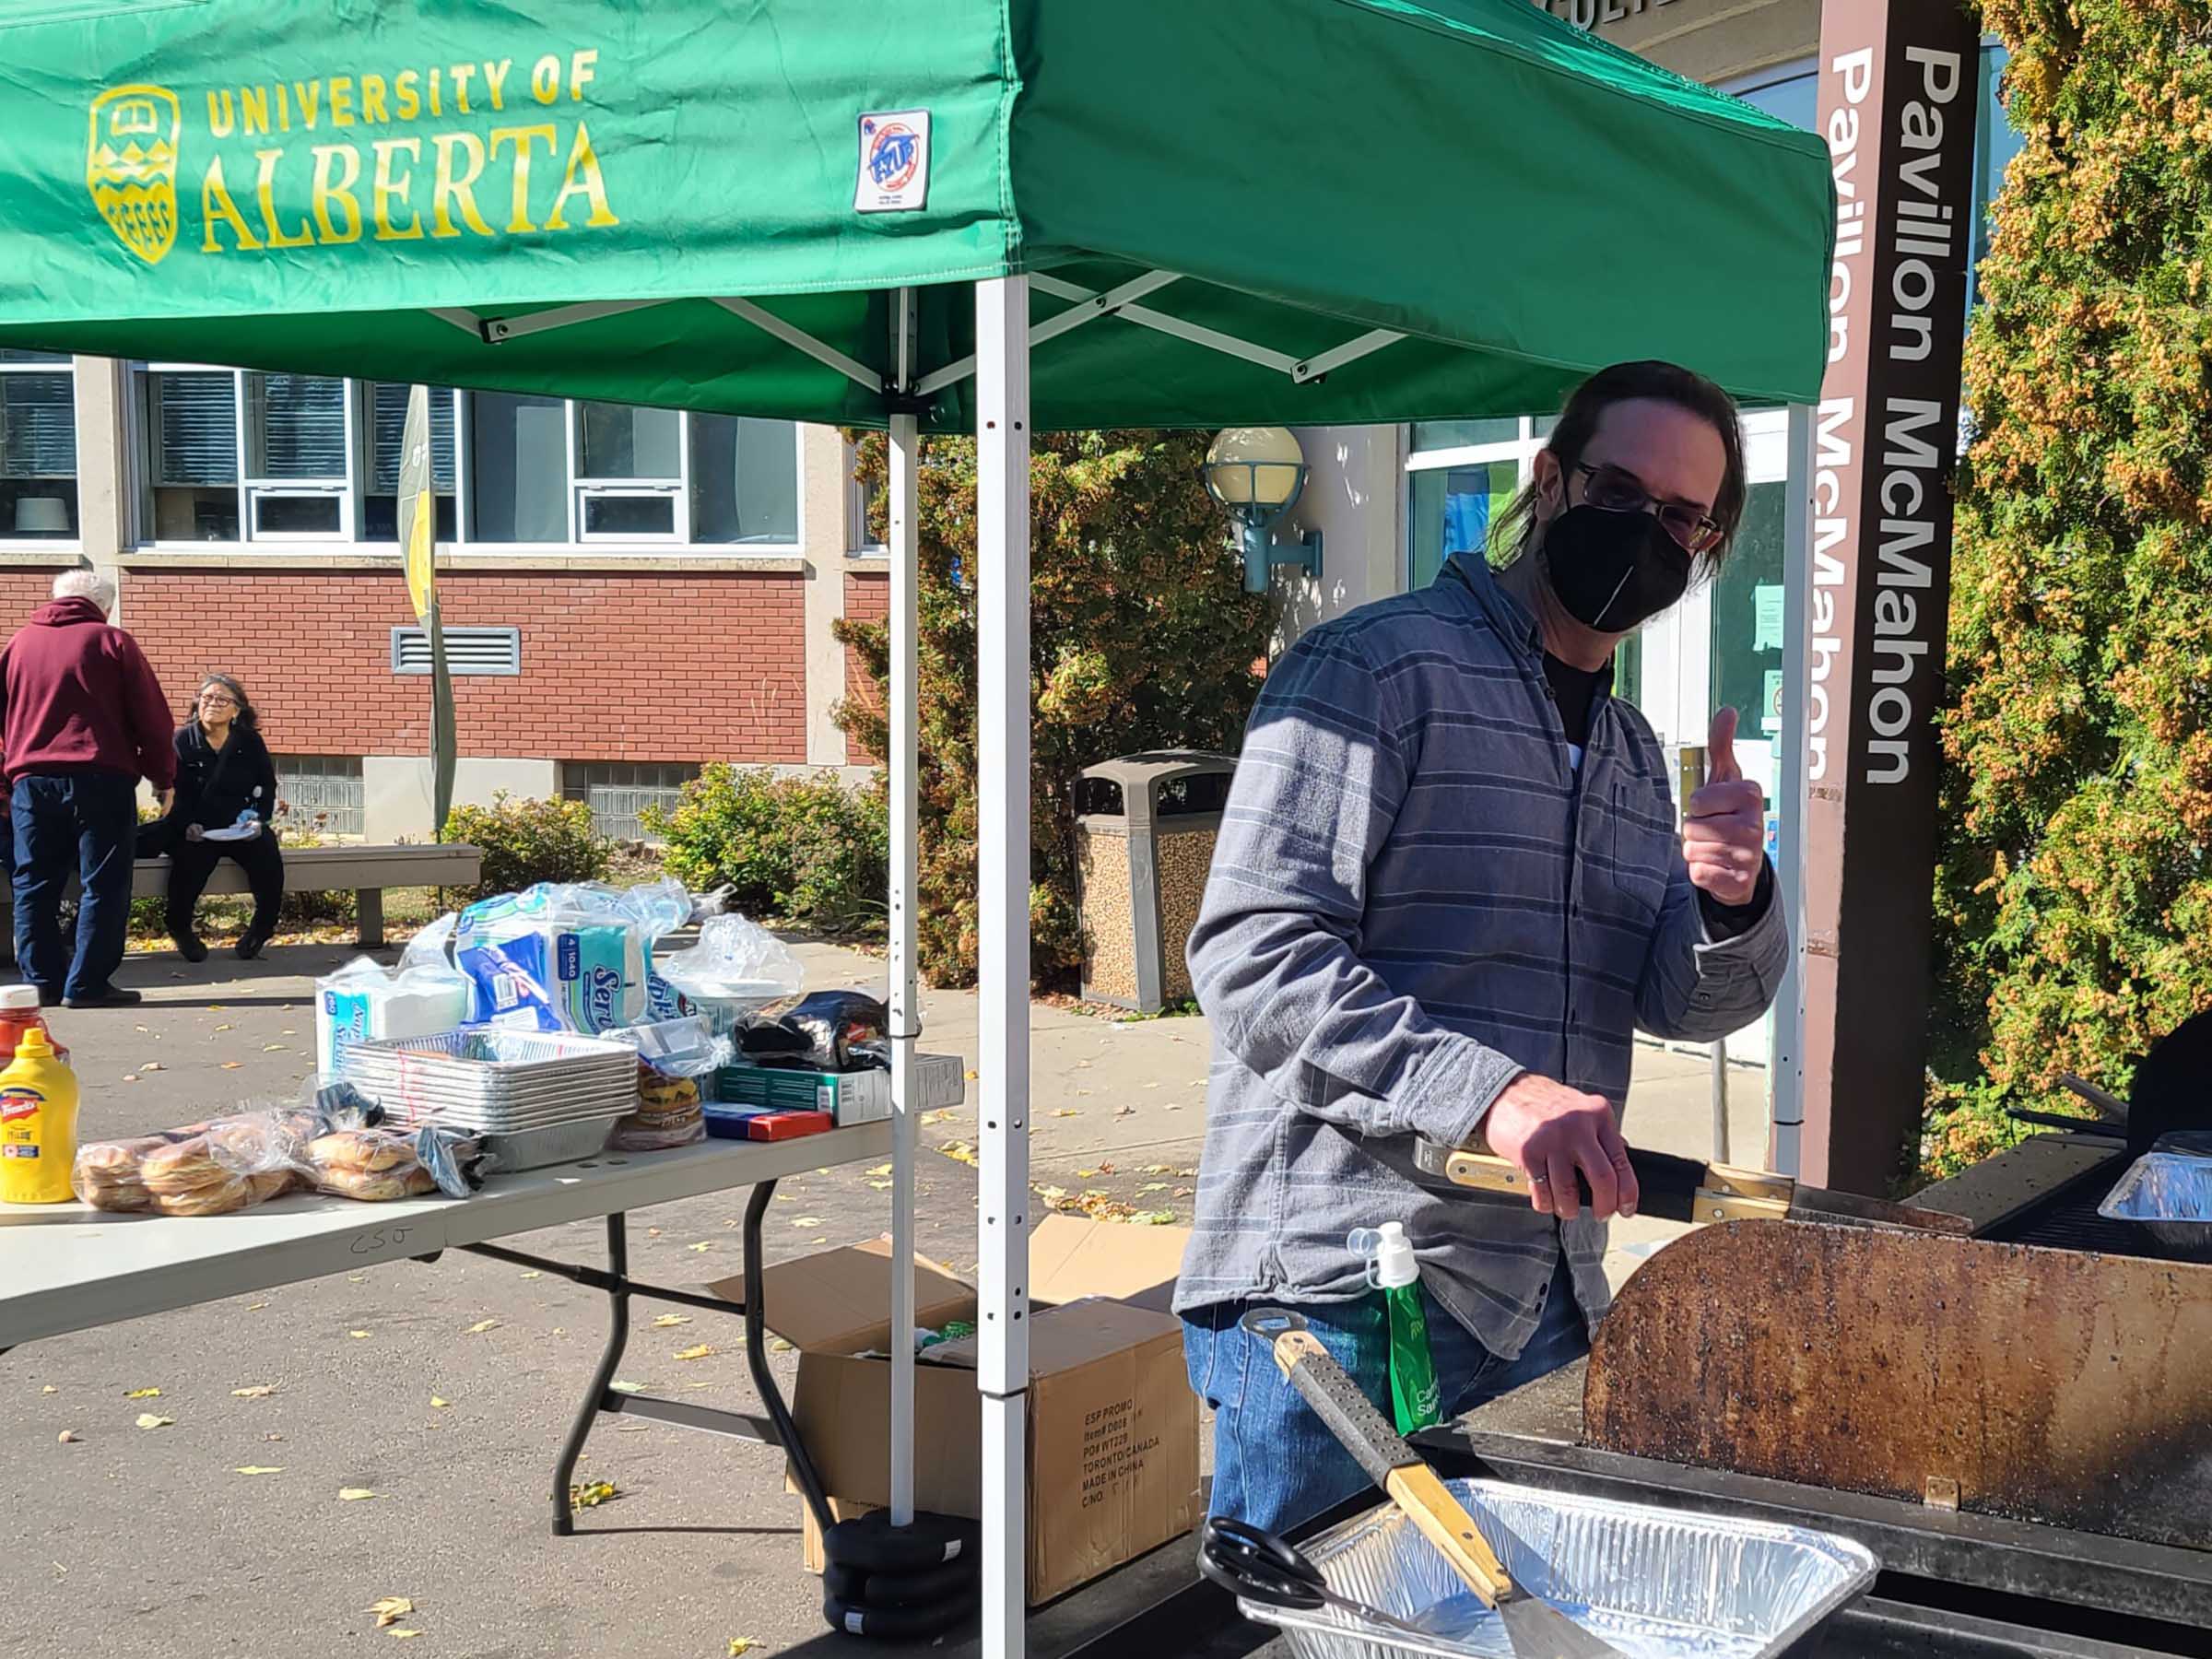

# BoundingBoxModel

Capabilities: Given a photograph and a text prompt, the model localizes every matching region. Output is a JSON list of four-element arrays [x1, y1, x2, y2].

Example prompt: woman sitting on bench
[[162, 673, 285, 961]]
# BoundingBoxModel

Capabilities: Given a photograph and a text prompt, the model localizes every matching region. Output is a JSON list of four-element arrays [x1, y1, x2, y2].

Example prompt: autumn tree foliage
[[834, 429, 1273, 988], [1928, 2, 2212, 1173]]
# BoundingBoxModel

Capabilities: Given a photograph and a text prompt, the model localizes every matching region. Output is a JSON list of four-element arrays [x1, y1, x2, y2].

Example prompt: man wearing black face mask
[[1178, 361, 1783, 1535]]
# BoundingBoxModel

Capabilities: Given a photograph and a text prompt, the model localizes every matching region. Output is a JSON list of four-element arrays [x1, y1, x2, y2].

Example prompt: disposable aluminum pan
[[1241, 1478, 1876, 1659], [374, 1093, 639, 1134], [479, 1116, 616, 1172], [2098, 1129, 2212, 1261]]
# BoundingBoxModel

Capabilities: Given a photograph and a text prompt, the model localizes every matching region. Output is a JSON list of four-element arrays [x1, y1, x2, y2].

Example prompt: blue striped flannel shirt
[[1172, 553, 1788, 1359]]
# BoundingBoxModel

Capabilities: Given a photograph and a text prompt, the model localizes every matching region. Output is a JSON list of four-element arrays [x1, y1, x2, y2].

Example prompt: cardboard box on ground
[[715, 1215, 1199, 1605]]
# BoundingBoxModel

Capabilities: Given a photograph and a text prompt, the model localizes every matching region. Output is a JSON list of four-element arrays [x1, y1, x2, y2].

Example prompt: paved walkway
[[2, 931, 1771, 1657]]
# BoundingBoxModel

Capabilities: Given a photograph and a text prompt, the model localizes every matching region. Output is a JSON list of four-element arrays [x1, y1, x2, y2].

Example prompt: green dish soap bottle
[[1349, 1222, 1440, 1434]]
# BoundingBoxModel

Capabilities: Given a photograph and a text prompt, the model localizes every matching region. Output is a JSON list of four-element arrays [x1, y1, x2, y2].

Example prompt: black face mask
[[1538, 503, 1693, 633]]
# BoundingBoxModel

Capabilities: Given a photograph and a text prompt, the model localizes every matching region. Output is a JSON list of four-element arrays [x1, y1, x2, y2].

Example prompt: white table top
[[0, 1123, 891, 1350]]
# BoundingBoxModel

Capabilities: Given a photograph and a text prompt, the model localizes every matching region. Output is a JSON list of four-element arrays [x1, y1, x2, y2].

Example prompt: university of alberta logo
[[87, 84, 182, 265]]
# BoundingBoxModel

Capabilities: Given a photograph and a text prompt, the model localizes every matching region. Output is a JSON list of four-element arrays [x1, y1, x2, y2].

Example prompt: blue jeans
[[13, 771, 139, 999], [1182, 1258, 1591, 1535]]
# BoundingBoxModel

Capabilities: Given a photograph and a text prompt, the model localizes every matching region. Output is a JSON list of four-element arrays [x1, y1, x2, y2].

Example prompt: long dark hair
[[193, 672, 259, 735], [1489, 360, 1749, 577]]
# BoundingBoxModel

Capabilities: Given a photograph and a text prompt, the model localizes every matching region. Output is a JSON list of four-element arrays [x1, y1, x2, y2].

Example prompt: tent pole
[[1770, 401, 1815, 1178], [975, 273, 1033, 1659], [888, 399, 921, 1528]]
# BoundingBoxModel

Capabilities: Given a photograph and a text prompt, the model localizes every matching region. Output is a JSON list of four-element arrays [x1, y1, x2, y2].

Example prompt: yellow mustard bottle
[[0, 1026, 78, 1205]]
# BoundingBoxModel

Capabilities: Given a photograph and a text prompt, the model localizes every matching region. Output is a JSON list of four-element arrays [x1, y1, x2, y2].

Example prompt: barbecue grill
[[1042, 1022, 2212, 1659]]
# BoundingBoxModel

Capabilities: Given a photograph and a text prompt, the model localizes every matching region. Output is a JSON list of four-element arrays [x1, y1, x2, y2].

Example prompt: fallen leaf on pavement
[[610, 1380, 646, 1394], [652, 1313, 691, 1328], [937, 1141, 978, 1167], [688, 1241, 713, 1252], [465, 1319, 500, 1335], [867, 1180, 893, 1191], [518, 1270, 542, 1280], [234, 1465, 284, 1476], [429, 1396, 452, 1409], [121, 1075, 138, 1084], [214, 1023, 232, 1032], [230, 1385, 276, 1398], [338, 1488, 379, 1501], [1142, 1163, 1174, 1174], [964, 1069, 980, 1080], [1137, 1182, 1171, 1195], [647, 1226, 663, 1235], [1130, 1210, 1177, 1226], [124, 1387, 161, 1399], [140, 1061, 164, 1072], [348, 1331, 371, 1339], [674, 1344, 714, 1361], [221, 1062, 244, 1070], [1114, 1106, 1137, 1118], [388, 1630, 422, 1641], [135, 1414, 173, 1430], [245, 1303, 266, 1312], [41, 1385, 56, 1394], [865, 1163, 893, 1177], [792, 1216, 821, 1228], [1174, 1186, 1194, 1198], [263, 1043, 288, 1052], [728, 1640, 759, 1656], [568, 1478, 619, 1510], [57, 1430, 78, 1443], [1050, 1109, 1079, 1118], [768, 1337, 795, 1354], [368, 1596, 413, 1628]]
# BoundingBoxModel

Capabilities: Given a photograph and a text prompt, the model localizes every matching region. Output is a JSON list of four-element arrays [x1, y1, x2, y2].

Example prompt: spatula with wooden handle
[[1240, 1308, 1622, 1659]]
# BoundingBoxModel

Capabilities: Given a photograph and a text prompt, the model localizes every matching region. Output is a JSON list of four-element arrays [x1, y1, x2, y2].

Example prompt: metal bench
[[1, 841, 483, 952]]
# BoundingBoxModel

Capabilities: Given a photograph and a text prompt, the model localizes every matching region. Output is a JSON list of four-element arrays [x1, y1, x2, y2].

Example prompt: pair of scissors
[[1196, 1513, 1434, 1639]]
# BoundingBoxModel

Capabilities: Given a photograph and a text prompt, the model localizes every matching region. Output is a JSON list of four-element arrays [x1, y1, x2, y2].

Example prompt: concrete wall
[[1273, 423, 1405, 652], [1527, 0, 1820, 83], [363, 757, 559, 841]]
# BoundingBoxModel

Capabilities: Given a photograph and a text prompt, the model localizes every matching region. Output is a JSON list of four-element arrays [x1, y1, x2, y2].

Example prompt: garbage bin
[[1074, 751, 1235, 1013]]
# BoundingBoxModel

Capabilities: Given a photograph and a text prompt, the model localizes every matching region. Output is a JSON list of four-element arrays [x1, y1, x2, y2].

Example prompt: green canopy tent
[[0, 0, 1831, 1644]]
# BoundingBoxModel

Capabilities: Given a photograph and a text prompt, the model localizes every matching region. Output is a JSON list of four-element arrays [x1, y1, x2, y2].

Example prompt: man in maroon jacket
[[0, 571, 175, 1007]]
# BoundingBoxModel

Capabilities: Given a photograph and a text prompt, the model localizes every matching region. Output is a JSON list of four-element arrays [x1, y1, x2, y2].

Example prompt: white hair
[[53, 569, 115, 613]]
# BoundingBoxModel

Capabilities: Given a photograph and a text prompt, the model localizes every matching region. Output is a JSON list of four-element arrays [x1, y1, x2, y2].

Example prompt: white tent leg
[[1770, 401, 1815, 1177], [888, 406, 921, 1528], [975, 273, 1033, 1658]]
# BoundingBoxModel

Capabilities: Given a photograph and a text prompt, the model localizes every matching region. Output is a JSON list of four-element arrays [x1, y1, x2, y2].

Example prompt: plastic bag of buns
[[86, 1111, 315, 1218]]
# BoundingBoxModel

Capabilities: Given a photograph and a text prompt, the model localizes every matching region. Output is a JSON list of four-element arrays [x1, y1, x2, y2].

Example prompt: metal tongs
[[1197, 1514, 1438, 1641]]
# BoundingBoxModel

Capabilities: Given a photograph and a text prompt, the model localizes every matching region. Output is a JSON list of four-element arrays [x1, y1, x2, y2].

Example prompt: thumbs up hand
[[1683, 706, 1765, 907]]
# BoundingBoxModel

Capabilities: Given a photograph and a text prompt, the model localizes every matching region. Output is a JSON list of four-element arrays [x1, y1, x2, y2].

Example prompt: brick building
[[0, 354, 885, 837]]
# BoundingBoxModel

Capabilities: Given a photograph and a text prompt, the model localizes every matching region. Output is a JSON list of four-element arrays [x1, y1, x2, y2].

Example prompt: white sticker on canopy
[[855, 110, 931, 213]]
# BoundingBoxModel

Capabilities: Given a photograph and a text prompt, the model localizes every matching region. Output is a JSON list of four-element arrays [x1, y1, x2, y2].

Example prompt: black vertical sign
[[1798, 1, 1980, 1193]]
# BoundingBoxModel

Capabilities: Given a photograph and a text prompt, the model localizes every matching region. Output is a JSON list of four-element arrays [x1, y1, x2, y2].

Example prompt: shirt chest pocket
[[1604, 782, 1675, 922]]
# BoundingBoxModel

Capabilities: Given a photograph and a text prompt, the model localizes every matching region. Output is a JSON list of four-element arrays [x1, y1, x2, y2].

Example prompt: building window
[[1405, 418, 1549, 591], [131, 368, 801, 554], [275, 753, 365, 837], [561, 761, 699, 842], [0, 351, 77, 541]]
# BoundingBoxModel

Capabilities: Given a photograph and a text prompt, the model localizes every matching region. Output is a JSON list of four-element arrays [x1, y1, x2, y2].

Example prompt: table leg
[[746, 1179, 835, 1534], [552, 1211, 631, 1537], [357, 888, 385, 949]]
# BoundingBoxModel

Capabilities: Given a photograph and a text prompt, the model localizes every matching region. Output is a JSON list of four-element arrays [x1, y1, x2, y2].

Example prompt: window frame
[[0, 351, 81, 547], [124, 368, 806, 559], [1402, 415, 1548, 590]]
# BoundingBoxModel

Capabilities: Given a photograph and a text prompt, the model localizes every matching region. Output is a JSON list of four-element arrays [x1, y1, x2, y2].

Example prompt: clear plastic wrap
[[315, 912, 471, 1074], [454, 880, 735, 1035], [651, 912, 804, 1006], [603, 1016, 731, 1150]]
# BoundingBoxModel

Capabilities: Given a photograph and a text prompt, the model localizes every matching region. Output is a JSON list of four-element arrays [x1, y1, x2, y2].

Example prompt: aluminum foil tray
[[2099, 1130, 2212, 1258], [1243, 1478, 1877, 1659], [479, 1116, 616, 1171], [373, 1092, 638, 1134]]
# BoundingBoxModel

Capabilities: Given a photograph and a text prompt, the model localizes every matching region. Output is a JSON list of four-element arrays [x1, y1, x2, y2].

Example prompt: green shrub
[[442, 793, 611, 906], [645, 764, 887, 929], [1930, 3, 2212, 1179], [834, 429, 1272, 988]]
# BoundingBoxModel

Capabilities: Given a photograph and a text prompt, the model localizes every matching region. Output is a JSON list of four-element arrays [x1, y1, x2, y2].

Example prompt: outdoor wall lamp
[[1204, 426, 1324, 594]]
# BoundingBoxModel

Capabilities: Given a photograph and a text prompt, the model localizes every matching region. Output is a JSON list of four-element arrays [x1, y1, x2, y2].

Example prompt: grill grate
[[1985, 1170, 2199, 1262]]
